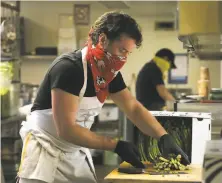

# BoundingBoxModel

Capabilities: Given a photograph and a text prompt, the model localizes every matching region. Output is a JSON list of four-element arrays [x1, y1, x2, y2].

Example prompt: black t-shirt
[[136, 60, 164, 110], [31, 50, 126, 112]]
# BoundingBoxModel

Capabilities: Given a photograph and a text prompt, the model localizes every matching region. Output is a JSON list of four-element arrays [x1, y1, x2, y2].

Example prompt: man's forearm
[[59, 123, 117, 151], [126, 102, 167, 139], [163, 89, 175, 101], [157, 85, 175, 102]]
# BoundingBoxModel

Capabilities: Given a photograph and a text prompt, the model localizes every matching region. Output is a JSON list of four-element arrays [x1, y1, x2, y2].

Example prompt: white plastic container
[[150, 111, 212, 165]]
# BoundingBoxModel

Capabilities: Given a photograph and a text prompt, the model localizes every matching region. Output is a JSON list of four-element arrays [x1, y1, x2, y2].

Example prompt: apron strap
[[79, 47, 88, 102]]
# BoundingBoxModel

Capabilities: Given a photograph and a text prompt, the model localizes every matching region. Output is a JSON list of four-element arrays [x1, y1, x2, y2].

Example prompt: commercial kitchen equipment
[[1, 1, 21, 119], [92, 102, 123, 140], [20, 83, 39, 106], [90, 102, 125, 165], [1, 2, 22, 183], [1, 1, 22, 116], [177, 1, 222, 60]]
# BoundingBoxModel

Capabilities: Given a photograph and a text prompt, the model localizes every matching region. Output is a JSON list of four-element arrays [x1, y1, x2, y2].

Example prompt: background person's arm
[[156, 84, 175, 101]]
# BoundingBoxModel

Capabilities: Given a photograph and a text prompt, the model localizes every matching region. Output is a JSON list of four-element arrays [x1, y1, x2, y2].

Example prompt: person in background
[[17, 12, 189, 183], [136, 48, 176, 111]]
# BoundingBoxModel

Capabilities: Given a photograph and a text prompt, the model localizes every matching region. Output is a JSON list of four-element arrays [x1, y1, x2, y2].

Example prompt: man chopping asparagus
[[17, 11, 190, 183]]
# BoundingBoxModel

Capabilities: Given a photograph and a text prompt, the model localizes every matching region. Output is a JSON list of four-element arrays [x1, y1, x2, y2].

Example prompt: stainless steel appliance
[[20, 83, 39, 106], [177, 1, 222, 60], [90, 102, 124, 165]]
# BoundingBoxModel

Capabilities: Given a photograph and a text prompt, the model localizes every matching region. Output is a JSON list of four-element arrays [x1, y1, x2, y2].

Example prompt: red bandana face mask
[[86, 43, 126, 103]]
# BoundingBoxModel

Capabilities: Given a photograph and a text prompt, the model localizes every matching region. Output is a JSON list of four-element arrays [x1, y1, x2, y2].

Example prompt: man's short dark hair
[[90, 11, 142, 48]]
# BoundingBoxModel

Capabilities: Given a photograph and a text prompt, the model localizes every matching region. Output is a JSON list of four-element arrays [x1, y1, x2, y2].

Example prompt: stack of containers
[[198, 67, 211, 99]]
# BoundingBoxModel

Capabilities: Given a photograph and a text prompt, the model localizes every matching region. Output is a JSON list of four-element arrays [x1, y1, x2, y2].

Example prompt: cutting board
[[104, 162, 203, 183]]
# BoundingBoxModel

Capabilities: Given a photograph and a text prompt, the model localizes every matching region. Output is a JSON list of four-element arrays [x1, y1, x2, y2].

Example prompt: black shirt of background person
[[136, 60, 165, 111]]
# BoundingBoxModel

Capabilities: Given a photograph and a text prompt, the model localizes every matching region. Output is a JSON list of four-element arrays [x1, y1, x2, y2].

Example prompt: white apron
[[17, 47, 104, 183]]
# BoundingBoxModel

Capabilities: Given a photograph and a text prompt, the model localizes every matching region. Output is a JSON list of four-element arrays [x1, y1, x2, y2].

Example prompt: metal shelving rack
[[1, 2, 22, 183], [1, 1, 21, 59]]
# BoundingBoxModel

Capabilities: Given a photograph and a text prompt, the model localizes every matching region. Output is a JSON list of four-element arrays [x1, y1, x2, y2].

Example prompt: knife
[[118, 167, 188, 175]]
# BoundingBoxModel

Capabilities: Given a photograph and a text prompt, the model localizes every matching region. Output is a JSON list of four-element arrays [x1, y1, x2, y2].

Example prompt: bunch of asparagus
[[153, 155, 190, 171], [137, 117, 192, 164]]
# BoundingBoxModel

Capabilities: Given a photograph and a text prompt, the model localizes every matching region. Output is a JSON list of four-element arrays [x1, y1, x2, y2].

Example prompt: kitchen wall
[[20, 1, 221, 94]]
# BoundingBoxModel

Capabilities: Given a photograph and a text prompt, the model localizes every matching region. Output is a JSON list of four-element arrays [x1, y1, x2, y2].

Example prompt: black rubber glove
[[158, 134, 190, 165], [114, 140, 145, 168]]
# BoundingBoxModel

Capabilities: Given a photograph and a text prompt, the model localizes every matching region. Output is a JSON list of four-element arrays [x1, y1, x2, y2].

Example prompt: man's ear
[[98, 33, 108, 48]]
